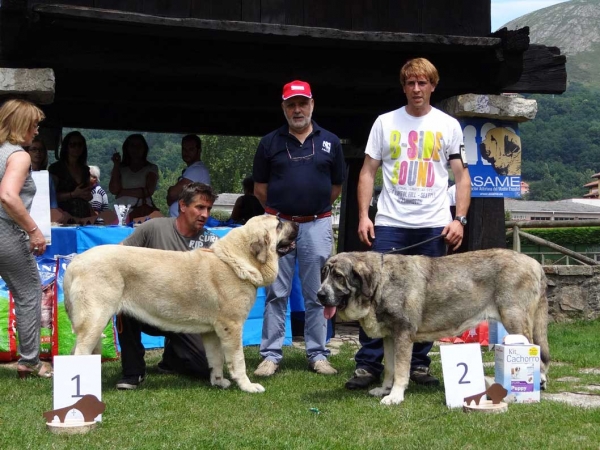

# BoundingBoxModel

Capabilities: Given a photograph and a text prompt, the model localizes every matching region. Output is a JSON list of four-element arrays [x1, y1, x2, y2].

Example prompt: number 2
[[457, 362, 470, 384]]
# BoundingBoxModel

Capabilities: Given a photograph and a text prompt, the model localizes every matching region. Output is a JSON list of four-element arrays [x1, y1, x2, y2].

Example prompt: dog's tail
[[63, 263, 73, 322], [533, 269, 551, 386]]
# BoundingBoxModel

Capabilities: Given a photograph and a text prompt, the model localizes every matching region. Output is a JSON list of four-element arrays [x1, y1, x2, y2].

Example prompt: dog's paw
[[240, 382, 265, 394], [369, 386, 391, 398], [380, 393, 404, 405], [211, 377, 232, 389], [541, 375, 548, 390]]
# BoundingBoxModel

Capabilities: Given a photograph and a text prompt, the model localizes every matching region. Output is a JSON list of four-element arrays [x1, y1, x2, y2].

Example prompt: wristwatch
[[455, 216, 468, 226]]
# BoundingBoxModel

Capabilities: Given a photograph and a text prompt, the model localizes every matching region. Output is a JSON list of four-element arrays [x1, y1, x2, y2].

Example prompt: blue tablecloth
[[44, 225, 134, 258], [45, 225, 292, 348]]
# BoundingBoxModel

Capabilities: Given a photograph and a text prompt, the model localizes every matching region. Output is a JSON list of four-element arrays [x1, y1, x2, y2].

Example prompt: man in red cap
[[252, 80, 346, 377]]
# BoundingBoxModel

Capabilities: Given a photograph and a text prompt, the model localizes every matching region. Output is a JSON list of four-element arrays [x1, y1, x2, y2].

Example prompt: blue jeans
[[354, 226, 446, 376], [260, 217, 333, 364]]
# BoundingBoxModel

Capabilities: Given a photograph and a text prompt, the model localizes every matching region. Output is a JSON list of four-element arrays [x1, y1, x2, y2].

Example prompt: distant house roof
[[583, 180, 599, 188], [213, 193, 241, 208], [505, 199, 600, 215]]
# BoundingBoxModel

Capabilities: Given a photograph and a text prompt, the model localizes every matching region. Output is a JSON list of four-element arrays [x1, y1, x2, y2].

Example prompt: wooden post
[[513, 225, 521, 252], [517, 229, 599, 265], [338, 142, 366, 253]]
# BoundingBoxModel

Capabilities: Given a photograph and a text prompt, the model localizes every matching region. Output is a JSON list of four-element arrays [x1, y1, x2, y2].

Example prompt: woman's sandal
[[17, 361, 53, 379]]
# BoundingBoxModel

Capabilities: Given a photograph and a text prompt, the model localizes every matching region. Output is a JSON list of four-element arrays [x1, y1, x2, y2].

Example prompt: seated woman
[[27, 136, 72, 224], [48, 131, 95, 221], [230, 176, 265, 225], [109, 134, 161, 221]]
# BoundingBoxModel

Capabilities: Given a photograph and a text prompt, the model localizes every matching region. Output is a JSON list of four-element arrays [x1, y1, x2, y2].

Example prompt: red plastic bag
[[460, 321, 489, 345], [439, 321, 489, 345]]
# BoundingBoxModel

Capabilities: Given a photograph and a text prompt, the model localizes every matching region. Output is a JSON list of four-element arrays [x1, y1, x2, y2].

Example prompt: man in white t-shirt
[[167, 134, 211, 217], [345, 57, 471, 392]]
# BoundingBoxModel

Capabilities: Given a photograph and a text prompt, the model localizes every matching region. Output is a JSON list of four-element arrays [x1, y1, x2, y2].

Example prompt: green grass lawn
[[0, 321, 599, 450]]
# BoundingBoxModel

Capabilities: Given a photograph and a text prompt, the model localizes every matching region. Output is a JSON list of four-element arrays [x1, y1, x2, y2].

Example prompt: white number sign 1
[[53, 355, 102, 422], [440, 343, 486, 408]]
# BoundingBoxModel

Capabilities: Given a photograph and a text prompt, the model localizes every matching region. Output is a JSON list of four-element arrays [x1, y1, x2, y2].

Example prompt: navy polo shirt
[[252, 121, 346, 216]]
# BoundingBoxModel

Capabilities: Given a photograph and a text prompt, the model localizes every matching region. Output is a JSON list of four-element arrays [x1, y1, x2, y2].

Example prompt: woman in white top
[[109, 134, 159, 218]]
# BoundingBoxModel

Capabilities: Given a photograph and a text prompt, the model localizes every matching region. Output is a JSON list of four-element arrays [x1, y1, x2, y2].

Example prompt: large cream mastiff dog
[[64, 215, 298, 393], [317, 248, 550, 405]]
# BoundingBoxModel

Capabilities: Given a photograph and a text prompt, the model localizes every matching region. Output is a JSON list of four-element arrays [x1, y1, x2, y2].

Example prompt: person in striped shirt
[[89, 165, 108, 223]]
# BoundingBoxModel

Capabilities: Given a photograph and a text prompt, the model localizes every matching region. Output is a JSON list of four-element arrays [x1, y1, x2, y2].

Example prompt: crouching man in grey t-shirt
[[116, 182, 219, 390]]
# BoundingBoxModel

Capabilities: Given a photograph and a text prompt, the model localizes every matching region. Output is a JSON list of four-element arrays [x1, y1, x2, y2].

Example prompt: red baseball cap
[[282, 80, 312, 100]]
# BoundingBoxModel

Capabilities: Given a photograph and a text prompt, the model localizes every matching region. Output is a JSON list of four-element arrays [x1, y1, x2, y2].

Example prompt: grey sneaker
[[116, 374, 146, 390], [410, 366, 440, 387], [254, 359, 279, 377], [309, 359, 338, 375]]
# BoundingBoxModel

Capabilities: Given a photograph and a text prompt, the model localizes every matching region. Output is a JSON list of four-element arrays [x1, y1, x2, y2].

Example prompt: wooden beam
[[501, 44, 567, 94], [31, 4, 502, 50]]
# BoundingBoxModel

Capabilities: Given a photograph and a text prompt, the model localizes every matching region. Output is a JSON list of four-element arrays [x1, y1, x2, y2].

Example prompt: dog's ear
[[250, 228, 271, 264], [321, 263, 330, 283], [352, 259, 374, 298]]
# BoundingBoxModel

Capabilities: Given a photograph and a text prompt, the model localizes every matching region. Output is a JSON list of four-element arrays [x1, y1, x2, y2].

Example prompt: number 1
[[71, 374, 84, 398]]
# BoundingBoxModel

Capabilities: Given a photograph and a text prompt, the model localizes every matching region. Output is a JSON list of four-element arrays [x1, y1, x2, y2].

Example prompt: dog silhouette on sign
[[43, 394, 105, 423], [463, 383, 508, 406]]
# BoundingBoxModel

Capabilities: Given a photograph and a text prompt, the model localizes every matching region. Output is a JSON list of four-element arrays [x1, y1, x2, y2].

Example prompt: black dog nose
[[316, 290, 326, 303]]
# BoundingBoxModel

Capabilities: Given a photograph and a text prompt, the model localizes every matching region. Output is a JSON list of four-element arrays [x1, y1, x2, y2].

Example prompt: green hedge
[[507, 227, 600, 247]]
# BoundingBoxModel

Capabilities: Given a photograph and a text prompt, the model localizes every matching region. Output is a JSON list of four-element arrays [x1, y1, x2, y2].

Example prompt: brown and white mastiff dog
[[317, 248, 550, 405]]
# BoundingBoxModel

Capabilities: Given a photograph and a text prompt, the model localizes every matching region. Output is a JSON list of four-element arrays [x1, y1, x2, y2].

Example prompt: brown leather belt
[[265, 206, 332, 223]]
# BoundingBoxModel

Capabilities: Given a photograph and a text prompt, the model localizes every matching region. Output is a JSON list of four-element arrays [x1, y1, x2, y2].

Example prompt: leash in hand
[[385, 233, 447, 255]]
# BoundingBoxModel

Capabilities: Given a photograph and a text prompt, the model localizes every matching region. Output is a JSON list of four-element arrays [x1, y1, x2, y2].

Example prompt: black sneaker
[[410, 366, 439, 387], [116, 374, 145, 390], [157, 362, 176, 375], [345, 368, 379, 390]]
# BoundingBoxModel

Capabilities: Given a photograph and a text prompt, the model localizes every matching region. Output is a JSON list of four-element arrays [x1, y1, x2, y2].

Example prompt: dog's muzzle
[[276, 222, 299, 256], [277, 240, 296, 256]]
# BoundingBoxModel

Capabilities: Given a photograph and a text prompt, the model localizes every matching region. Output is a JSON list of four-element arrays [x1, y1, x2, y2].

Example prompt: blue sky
[[491, 0, 570, 30]]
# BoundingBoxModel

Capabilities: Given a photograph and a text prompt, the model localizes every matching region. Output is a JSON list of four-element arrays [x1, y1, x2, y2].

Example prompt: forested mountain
[[520, 84, 600, 200], [502, 0, 600, 200]]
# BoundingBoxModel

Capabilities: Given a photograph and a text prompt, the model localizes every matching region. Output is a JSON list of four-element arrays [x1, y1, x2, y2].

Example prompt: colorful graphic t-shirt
[[365, 107, 463, 228]]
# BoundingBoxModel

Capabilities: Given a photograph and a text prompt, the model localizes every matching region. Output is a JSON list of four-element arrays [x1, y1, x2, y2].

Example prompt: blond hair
[[89, 165, 101, 180], [0, 99, 45, 146], [400, 58, 440, 87]]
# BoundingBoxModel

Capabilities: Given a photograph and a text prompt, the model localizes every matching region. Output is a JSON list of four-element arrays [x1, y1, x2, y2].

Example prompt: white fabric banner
[[31, 170, 52, 244]]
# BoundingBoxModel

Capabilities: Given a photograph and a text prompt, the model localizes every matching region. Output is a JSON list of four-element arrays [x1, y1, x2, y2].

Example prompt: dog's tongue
[[323, 306, 337, 320]]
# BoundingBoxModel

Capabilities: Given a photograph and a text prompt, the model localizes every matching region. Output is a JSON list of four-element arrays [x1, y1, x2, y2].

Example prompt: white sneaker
[[254, 359, 279, 377], [310, 359, 338, 375]]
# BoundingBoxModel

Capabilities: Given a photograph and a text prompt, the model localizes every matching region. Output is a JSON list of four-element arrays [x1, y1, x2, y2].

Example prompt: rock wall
[[545, 265, 600, 322]]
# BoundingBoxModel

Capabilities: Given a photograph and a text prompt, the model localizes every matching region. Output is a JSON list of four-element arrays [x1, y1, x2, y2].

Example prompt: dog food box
[[494, 334, 541, 403]]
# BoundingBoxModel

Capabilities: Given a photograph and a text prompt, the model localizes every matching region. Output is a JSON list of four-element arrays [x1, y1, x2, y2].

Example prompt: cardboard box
[[494, 334, 541, 403]]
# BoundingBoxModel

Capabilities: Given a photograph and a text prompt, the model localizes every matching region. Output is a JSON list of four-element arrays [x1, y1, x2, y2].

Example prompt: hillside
[[520, 84, 600, 200], [499, 0, 600, 200], [503, 0, 600, 88]]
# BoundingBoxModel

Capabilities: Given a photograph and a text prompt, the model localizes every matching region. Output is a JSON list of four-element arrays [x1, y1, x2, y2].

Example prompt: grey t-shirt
[[0, 141, 36, 221], [122, 217, 219, 251]]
